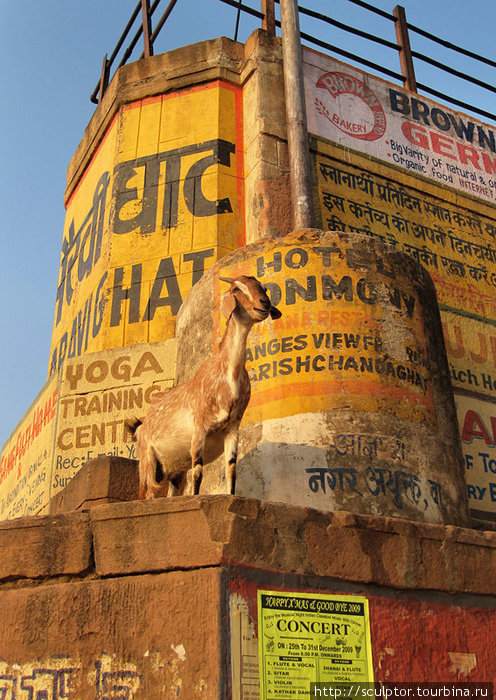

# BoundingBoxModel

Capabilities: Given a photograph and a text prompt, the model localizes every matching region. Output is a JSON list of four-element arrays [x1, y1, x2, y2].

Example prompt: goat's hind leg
[[137, 440, 163, 499], [190, 430, 206, 495], [224, 428, 239, 495]]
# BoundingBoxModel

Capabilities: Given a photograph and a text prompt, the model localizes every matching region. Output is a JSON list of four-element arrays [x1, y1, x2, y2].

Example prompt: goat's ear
[[221, 291, 237, 318], [270, 305, 282, 319]]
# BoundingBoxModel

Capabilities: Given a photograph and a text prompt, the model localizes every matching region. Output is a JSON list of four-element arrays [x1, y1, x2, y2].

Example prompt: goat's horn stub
[[219, 276, 234, 284]]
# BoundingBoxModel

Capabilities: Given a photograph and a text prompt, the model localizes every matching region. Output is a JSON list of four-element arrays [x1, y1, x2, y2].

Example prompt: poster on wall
[[304, 48, 496, 206], [258, 590, 373, 698]]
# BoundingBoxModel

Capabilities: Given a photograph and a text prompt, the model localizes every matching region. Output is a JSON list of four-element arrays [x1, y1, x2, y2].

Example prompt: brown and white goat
[[125, 275, 282, 499]]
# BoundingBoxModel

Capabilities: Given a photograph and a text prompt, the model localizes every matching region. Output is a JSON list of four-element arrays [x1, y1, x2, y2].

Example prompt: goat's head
[[219, 275, 282, 324]]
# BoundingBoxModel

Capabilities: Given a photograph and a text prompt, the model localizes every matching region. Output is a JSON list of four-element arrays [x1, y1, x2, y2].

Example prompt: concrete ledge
[[2, 496, 496, 595], [49, 456, 139, 514], [89, 496, 496, 595], [0, 511, 92, 581]]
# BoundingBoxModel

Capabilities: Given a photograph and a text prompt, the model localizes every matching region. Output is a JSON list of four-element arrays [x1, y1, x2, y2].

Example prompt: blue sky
[[1, 0, 495, 447]]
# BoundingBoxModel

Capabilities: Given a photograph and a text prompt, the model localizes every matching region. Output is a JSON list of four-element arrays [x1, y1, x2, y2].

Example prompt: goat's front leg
[[190, 430, 206, 495], [224, 428, 239, 495]]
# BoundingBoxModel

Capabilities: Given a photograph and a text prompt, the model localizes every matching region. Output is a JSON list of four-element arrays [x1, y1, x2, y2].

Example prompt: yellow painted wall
[[0, 340, 176, 517], [49, 81, 244, 376], [304, 47, 496, 519], [0, 77, 246, 519], [217, 232, 433, 428], [312, 143, 496, 519], [0, 376, 59, 519]]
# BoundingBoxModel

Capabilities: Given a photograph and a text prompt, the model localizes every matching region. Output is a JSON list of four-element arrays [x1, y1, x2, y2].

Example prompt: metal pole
[[141, 0, 154, 57], [394, 5, 417, 92], [279, 0, 315, 230], [261, 0, 276, 36]]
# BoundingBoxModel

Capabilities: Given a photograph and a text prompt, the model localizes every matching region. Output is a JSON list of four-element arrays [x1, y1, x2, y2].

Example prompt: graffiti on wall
[[49, 81, 244, 376], [0, 655, 143, 699]]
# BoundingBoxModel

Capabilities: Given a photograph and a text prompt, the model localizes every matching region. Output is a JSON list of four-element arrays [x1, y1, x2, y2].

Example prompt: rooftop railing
[[90, 0, 496, 124]]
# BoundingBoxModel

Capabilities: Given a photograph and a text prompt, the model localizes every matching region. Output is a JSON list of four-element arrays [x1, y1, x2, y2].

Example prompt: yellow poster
[[258, 590, 373, 699]]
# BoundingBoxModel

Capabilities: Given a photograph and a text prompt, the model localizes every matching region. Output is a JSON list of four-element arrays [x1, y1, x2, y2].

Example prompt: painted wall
[[3, 32, 496, 522], [0, 341, 174, 518], [49, 80, 244, 376], [304, 48, 496, 521], [0, 34, 288, 520], [231, 579, 495, 697], [1, 495, 495, 698], [0, 376, 59, 520], [175, 231, 467, 524]]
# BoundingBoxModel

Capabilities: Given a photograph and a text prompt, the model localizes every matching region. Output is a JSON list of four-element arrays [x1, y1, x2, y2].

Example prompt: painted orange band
[[249, 379, 435, 412]]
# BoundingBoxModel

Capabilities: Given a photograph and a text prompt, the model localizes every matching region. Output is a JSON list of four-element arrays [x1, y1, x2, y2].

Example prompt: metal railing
[[90, 0, 496, 124]]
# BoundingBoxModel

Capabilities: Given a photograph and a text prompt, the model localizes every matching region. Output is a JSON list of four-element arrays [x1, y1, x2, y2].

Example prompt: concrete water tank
[[175, 229, 469, 525]]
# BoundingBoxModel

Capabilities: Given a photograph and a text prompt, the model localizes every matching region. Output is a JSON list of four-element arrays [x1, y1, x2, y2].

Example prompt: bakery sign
[[315, 71, 387, 142], [304, 48, 496, 205]]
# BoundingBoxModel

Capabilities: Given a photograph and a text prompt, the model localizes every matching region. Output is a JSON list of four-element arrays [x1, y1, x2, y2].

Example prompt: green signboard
[[258, 590, 374, 698]]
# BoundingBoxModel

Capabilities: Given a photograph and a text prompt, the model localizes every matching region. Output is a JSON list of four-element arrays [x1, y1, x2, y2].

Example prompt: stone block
[[90, 495, 496, 596], [0, 511, 92, 581], [49, 457, 139, 514], [90, 496, 229, 576]]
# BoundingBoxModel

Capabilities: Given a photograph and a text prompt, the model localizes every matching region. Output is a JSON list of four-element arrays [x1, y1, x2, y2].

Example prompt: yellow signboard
[[0, 340, 175, 519], [49, 80, 244, 377], [258, 590, 373, 698], [51, 340, 176, 501], [0, 375, 59, 520], [218, 231, 434, 428], [314, 140, 496, 519], [456, 394, 496, 516]]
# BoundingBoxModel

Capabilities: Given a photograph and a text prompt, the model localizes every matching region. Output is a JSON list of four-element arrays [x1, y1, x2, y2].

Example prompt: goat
[[125, 275, 282, 499]]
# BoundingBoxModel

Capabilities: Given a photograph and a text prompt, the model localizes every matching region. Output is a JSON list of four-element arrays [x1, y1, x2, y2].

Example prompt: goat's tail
[[124, 417, 142, 442]]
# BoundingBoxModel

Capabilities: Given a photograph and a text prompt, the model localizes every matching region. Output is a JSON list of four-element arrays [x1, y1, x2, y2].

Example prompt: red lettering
[[430, 131, 456, 159], [461, 409, 493, 445], [442, 323, 464, 359], [470, 333, 487, 364], [401, 122, 429, 149], [457, 143, 481, 170], [482, 152, 496, 175]]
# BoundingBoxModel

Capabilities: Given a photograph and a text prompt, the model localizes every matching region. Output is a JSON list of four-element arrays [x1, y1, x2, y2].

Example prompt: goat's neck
[[219, 314, 251, 375]]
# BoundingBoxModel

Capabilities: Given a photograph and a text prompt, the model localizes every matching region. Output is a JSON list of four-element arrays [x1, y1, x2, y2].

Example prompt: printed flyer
[[258, 590, 374, 698]]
